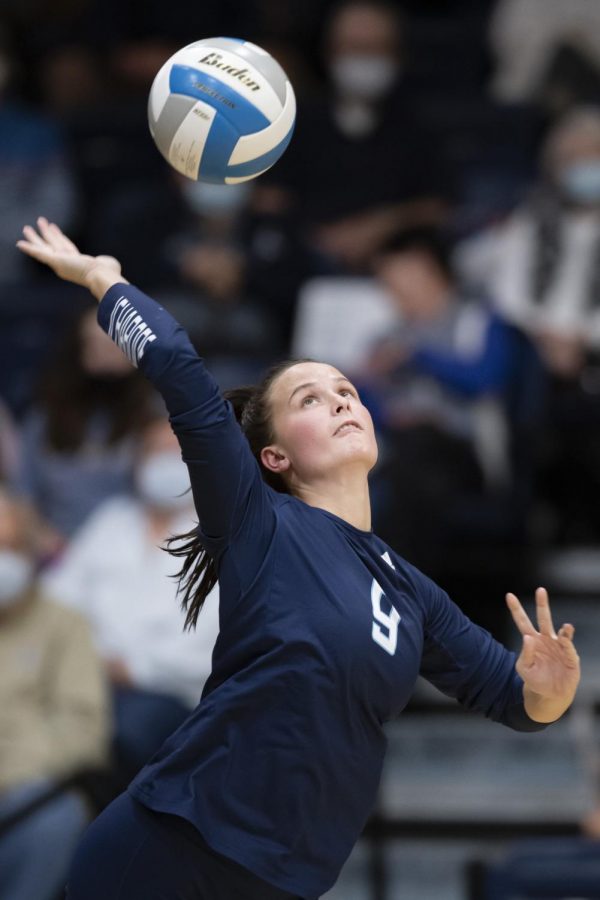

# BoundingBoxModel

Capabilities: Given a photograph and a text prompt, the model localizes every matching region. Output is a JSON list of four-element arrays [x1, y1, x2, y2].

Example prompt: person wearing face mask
[[252, 0, 448, 274], [458, 105, 600, 543], [459, 105, 600, 373], [153, 176, 283, 370], [14, 304, 156, 558], [42, 413, 220, 783], [0, 489, 109, 900]]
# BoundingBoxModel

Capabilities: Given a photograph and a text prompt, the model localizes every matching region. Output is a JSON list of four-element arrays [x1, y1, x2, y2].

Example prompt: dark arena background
[[1, 1, 600, 898]]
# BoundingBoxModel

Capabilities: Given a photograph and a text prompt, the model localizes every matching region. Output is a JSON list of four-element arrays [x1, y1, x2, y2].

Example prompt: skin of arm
[[85, 263, 129, 301]]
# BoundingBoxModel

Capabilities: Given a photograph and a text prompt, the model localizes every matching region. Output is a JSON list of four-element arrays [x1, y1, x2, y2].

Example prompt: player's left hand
[[507, 587, 580, 716]]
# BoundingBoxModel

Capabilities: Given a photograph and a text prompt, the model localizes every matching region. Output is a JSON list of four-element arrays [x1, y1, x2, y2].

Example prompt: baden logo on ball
[[197, 52, 262, 92]]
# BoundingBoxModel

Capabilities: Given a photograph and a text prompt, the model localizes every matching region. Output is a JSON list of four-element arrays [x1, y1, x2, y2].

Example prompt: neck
[[294, 470, 372, 531]]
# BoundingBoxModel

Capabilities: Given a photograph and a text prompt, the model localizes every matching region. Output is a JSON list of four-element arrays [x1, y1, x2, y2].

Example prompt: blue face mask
[[559, 160, 600, 205]]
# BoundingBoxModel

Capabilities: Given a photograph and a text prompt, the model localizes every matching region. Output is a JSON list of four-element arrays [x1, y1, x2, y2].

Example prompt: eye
[[301, 395, 317, 406], [339, 388, 356, 398]]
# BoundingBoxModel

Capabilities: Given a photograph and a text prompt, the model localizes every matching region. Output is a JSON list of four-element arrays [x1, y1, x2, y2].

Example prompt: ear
[[260, 445, 291, 475]]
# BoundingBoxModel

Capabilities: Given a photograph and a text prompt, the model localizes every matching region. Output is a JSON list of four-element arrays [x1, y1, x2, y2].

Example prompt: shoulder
[[383, 546, 446, 607]]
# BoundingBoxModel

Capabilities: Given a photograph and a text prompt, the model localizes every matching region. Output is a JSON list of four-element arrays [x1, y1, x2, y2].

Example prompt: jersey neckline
[[313, 505, 374, 537]]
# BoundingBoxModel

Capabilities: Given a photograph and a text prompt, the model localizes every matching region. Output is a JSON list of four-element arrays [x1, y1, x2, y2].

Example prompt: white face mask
[[329, 54, 398, 101], [136, 452, 192, 511], [0, 550, 34, 607], [559, 160, 600, 205]]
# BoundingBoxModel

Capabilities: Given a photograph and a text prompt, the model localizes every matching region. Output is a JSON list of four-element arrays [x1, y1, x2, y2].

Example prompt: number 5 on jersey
[[371, 552, 401, 656]]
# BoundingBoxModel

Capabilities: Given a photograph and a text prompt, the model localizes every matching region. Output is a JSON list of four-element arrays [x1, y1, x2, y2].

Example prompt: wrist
[[523, 684, 574, 723], [83, 260, 128, 302]]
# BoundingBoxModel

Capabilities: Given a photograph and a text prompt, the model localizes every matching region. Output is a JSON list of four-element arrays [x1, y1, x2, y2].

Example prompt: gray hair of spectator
[[322, 0, 405, 52]]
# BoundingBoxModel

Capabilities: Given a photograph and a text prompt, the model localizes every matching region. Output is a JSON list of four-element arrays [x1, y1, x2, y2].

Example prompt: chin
[[338, 442, 378, 469]]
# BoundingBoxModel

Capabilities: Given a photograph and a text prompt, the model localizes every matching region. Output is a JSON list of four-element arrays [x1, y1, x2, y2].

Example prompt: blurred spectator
[[459, 106, 600, 366], [0, 489, 109, 900], [0, 21, 76, 286], [15, 306, 156, 555], [361, 228, 542, 633], [253, 0, 449, 278], [42, 414, 220, 781], [458, 106, 600, 542], [154, 178, 285, 377], [490, 0, 600, 114]]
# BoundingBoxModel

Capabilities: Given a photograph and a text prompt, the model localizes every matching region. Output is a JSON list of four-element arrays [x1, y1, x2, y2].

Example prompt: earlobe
[[260, 446, 290, 474]]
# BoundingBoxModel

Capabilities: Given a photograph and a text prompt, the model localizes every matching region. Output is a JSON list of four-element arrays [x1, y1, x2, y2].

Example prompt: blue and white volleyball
[[148, 38, 296, 184]]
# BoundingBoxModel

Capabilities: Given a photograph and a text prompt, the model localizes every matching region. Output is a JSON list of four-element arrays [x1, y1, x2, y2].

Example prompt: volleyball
[[147, 37, 296, 184]]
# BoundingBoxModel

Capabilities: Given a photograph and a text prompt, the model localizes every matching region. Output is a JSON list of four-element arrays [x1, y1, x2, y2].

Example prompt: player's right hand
[[17, 217, 123, 290]]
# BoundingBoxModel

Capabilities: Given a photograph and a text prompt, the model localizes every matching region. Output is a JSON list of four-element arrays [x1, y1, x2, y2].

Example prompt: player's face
[[261, 362, 378, 486]]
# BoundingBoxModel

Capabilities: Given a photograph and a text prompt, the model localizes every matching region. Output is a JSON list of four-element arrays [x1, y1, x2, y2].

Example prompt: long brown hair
[[168, 358, 311, 630]]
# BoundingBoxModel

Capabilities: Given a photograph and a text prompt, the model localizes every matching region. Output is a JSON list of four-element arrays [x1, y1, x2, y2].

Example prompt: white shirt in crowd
[[490, 0, 600, 103], [42, 495, 220, 709], [457, 210, 600, 345]]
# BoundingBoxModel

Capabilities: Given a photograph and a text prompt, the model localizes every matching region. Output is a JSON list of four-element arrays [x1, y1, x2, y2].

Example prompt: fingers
[[21, 224, 46, 248], [16, 237, 53, 263], [18, 218, 78, 255], [37, 217, 79, 253], [558, 623, 580, 665], [558, 623, 574, 639], [520, 633, 537, 667], [507, 587, 558, 638], [535, 587, 556, 637], [506, 592, 536, 636]]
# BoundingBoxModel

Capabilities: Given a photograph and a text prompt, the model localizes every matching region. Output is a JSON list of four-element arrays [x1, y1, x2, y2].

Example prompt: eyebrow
[[288, 375, 350, 404]]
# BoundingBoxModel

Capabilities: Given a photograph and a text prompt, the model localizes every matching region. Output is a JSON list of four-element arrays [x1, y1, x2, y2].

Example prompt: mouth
[[334, 420, 362, 436]]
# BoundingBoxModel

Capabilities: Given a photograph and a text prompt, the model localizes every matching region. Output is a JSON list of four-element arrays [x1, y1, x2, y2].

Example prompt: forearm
[[523, 684, 574, 723]]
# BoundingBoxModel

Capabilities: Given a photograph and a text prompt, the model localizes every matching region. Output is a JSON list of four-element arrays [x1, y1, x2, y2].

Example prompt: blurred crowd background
[[2, 1, 600, 898]]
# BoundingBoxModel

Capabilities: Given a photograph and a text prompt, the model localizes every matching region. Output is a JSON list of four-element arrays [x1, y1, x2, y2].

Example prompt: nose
[[334, 394, 351, 414]]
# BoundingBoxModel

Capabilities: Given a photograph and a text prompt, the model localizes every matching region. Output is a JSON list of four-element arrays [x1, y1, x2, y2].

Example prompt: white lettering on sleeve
[[107, 296, 157, 366]]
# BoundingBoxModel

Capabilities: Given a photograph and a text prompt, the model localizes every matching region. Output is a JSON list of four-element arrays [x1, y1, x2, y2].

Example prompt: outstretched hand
[[16, 217, 126, 300], [507, 587, 580, 722]]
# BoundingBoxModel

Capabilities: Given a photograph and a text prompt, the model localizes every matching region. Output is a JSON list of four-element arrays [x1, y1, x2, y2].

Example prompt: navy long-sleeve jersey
[[98, 285, 545, 900]]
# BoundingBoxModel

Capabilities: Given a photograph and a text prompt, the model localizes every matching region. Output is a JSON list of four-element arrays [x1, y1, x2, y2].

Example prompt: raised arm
[[17, 219, 274, 549]]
